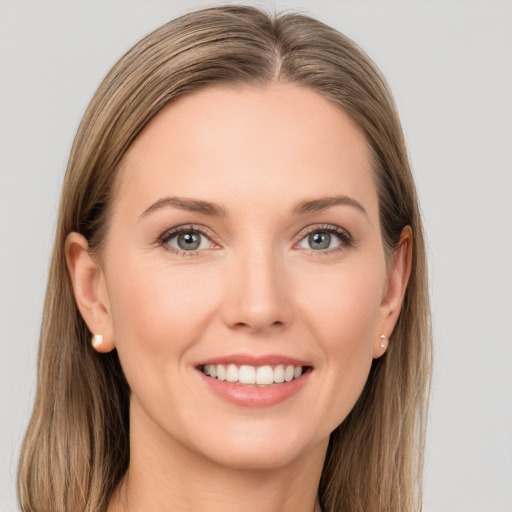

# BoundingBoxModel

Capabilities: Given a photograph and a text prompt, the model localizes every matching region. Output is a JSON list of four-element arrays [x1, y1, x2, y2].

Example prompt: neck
[[108, 402, 327, 512], [111, 465, 324, 512]]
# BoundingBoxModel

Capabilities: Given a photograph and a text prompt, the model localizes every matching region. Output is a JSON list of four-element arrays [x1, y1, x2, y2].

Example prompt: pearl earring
[[92, 334, 103, 348], [379, 334, 387, 348]]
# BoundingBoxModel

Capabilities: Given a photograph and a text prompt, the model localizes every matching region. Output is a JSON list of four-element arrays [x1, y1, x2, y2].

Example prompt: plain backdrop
[[1, 1, 511, 511]]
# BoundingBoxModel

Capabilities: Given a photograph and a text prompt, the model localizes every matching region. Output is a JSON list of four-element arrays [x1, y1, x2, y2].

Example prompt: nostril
[[219, 266, 294, 330], [231, 319, 285, 330]]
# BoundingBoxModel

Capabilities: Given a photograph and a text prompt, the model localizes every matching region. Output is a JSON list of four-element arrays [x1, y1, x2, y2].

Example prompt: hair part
[[18, 6, 431, 512]]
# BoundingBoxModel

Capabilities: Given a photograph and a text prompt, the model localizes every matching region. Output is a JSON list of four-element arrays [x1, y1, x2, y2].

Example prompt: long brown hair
[[18, 6, 432, 511]]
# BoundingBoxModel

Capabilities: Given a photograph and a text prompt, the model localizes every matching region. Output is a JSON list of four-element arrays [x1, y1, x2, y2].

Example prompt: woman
[[17, 5, 431, 512]]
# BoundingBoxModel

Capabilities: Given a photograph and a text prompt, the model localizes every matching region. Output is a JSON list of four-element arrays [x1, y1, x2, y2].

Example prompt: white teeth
[[226, 364, 239, 382], [216, 365, 226, 381], [202, 363, 305, 385], [256, 365, 274, 385], [274, 364, 285, 383], [239, 365, 256, 384]]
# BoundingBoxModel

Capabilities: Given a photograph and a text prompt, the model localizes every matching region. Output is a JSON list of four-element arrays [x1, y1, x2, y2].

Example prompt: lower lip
[[197, 369, 311, 407]]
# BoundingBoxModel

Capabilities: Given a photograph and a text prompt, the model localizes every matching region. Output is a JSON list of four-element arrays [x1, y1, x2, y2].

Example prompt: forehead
[[114, 83, 378, 219]]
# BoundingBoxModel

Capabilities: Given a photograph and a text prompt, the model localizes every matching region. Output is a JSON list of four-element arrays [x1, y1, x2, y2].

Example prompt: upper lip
[[195, 353, 312, 368]]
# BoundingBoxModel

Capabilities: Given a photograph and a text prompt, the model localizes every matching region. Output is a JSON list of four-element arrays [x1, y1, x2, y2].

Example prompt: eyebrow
[[140, 196, 227, 218], [293, 195, 368, 218], [140, 194, 367, 219]]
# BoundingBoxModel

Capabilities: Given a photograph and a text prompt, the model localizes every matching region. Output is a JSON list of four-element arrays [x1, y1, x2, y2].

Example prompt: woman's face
[[93, 84, 402, 469]]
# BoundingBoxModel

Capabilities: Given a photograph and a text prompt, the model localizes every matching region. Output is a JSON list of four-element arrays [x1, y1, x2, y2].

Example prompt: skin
[[66, 84, 411, 512]]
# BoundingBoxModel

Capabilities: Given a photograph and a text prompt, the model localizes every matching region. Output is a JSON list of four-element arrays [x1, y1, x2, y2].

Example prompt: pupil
[[178, 232, 200, 250], [309, 232, 330, 250]]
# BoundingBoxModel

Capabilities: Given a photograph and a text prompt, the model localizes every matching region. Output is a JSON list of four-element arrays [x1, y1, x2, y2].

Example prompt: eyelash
[[158, 224, 218, 256], [158, 224, 354, 256], [295, 224, 354, 254]]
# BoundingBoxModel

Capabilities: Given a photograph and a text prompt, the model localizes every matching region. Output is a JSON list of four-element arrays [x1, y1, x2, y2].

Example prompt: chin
[[181, 419, 329, 471]]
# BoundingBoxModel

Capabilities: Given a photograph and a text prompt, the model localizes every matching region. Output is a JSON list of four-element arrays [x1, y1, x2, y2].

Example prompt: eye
[[297, 226, 353, 252], [160, 226, 215, 253]]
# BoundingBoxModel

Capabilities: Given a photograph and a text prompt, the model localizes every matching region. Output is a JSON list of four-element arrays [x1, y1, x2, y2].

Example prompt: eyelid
[[294, 224, 354, 252], [158, 224, 220, 254], [157, 223, 354, 255]]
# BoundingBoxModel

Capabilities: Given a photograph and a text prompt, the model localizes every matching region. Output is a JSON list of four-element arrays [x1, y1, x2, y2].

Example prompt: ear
[[65, 232, 115, 353], [373, 226, 413, 358]]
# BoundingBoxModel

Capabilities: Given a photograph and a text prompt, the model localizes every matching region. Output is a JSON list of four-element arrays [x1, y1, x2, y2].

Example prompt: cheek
[[299, 258, 385, 346], [105, 255, 221, 382], [296, 257, 385, 426]]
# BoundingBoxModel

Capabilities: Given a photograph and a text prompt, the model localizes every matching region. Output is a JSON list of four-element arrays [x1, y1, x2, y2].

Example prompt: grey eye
[[166, 230, 211, 251], [177, 232, 201, 250], [308, 232, 331, 250], [298, 229, 344, 251]]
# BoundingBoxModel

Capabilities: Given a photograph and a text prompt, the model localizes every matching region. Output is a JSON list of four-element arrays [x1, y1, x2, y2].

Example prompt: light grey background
[[1, 1, 511, 511]]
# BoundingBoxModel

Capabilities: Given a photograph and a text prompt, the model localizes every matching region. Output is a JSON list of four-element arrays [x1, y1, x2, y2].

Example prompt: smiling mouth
[[199, 364, 308, 386]]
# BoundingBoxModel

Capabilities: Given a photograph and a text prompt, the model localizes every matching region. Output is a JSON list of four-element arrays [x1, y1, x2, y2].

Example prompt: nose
[[220, 246, 293, 333]]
